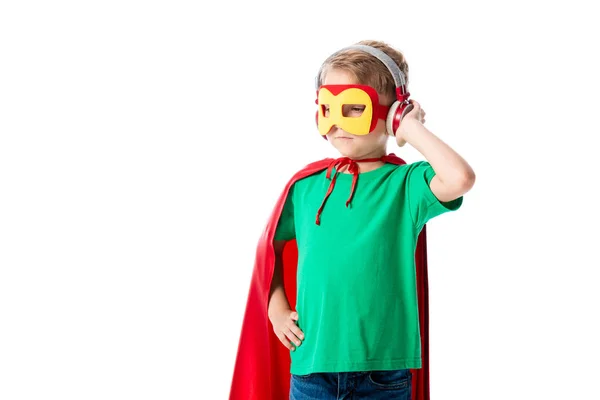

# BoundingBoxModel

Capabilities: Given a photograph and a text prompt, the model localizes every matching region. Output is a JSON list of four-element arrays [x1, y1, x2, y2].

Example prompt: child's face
[[321, 68, 391, 159]]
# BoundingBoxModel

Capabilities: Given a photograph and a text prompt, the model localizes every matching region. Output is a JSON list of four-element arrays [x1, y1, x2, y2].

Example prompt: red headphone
[[314, 44, 413, 146]]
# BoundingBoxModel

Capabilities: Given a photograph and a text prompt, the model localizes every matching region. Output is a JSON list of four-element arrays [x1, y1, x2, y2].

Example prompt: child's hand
[[269, 309, 304, 351], [396, 99, 426, 146]]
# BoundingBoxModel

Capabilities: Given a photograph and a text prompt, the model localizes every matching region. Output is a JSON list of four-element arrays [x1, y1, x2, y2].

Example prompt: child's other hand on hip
[[269, 310, 304, 351]]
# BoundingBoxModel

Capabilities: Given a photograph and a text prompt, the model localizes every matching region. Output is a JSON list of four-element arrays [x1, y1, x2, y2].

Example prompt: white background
[[1, 1, 599, 399]]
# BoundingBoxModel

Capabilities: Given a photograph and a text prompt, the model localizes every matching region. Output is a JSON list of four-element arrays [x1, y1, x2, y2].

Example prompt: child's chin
[[334, 142, 356, 155]]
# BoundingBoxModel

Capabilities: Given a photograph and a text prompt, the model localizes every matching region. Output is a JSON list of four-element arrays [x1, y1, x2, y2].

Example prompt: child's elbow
[[462, 170, 476, 190]]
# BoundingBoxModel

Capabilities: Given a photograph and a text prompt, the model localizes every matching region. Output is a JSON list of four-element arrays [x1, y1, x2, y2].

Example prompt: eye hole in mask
[[342, 104, 366, 117], [320, 104, 366, 118]]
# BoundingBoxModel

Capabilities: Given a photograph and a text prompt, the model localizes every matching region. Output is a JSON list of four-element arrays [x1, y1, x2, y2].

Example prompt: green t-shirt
[[274, 160, 463, 375]]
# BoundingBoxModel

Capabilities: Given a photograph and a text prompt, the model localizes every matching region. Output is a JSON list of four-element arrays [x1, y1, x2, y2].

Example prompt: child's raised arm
[[396, 100, 476, 202]]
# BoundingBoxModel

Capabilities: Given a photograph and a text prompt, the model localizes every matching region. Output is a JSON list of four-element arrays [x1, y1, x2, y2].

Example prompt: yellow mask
[[316, 84, 390, 136]]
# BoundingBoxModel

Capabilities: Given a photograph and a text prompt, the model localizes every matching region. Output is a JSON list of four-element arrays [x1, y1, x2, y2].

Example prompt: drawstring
[[315, 156, 390, 225]]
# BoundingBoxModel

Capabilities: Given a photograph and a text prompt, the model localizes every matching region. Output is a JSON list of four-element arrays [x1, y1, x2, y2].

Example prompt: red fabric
[[229, 154, 431, 400]]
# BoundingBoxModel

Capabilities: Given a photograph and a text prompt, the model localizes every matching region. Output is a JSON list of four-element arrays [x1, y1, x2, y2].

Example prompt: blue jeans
[[290, 369, 412, 400]]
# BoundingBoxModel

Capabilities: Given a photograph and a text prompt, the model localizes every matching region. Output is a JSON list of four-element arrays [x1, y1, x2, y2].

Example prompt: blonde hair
[[318, 40, 409, 104]]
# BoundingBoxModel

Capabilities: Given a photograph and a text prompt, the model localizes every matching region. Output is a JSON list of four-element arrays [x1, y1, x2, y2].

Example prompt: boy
[[230, 40, 475, 400]]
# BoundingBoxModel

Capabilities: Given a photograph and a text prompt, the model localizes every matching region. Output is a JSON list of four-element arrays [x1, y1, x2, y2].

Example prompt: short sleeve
[[406, 161, 463, 229], [274, 184, 296, 241]]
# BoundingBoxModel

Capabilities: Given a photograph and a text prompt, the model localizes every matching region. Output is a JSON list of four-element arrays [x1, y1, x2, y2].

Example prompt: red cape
[[229, 154, 431, 400]]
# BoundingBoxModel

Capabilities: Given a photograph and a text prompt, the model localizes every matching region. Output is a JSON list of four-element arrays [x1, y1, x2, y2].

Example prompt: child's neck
[[337, 149, 387, 174], [354, 160, 385, 173]]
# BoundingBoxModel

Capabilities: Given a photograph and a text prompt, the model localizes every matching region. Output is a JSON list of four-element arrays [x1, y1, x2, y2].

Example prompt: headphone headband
[[314, 44, 407, 90]]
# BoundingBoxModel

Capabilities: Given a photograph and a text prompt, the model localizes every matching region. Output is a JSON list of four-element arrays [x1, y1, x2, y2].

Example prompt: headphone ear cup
[[386, 101, 401, 136], [386, 102, 413, 146]]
